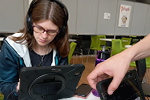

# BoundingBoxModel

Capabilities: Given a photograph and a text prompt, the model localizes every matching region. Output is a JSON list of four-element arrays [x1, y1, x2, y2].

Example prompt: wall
[[0, 0, 29, 33], [0, 0, 150, 36], [62, 0, 150, 36]]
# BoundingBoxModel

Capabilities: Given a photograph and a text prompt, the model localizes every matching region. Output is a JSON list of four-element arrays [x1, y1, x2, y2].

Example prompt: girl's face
[[33, 20, 59, 48]]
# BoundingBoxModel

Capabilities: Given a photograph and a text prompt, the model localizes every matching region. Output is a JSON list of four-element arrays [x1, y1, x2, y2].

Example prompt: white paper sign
[[118, 4, 131, 27], [104, 13, 110, 19]]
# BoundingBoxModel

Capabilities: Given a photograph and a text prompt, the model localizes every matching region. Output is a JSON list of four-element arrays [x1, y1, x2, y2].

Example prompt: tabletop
[[69, 39, 77, 42], [100, 38, 128, 42], [125, 45, 132, 48], [59, 92, 101, 100], [100, 38, 114, 41], [0, 37, 4, 41]]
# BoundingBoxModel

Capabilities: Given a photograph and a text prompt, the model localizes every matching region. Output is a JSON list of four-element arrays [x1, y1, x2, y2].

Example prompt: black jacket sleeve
[[58, 56, 68, 65]]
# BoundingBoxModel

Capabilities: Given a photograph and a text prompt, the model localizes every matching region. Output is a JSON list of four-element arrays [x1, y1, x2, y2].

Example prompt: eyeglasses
[[32, 25, 59, 36]]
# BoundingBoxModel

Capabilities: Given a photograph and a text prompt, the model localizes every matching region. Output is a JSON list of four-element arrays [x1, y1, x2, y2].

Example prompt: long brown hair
[[10, 0, 70, 58]]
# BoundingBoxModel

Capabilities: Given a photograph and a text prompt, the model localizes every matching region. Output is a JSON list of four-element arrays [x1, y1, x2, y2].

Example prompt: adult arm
[[87, 34, 150, 95]]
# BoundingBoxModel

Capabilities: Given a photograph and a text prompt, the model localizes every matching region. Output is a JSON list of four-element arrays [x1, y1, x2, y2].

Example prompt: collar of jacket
[[6, 33, 57, 67]]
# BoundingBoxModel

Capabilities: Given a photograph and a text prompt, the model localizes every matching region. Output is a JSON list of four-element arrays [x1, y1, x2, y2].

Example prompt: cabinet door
[[60, 0, 77, 34], [76, 0, 99, 34], [130, 2, 148, 36], [97, 0, 117, 35], [0, 0, 26, 33]]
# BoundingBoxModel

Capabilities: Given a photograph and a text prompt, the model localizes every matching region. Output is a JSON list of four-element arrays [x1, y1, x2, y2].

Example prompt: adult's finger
[[87, 67, 103, 90], [107, 73, 124, 95], [87, 65, 109, 90]]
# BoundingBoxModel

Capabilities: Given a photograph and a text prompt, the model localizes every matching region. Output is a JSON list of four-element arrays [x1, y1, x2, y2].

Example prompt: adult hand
[[87, 52, 130, 95]]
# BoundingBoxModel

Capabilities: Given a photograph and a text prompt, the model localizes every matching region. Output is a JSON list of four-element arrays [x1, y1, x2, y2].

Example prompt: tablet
[[96, 69, 145, 100], [18, 64, 85, 100], [74, 84, 92, 98]]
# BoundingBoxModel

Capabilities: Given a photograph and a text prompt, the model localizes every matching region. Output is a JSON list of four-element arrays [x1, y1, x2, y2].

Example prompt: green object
[[111, 39, 126, 56], [130, 61, 136, 67], [89, 35, 110, 52], [129, 36, 137, 38], [68, 42, 77, 65], [86, 36, 101, 62], [129, 36, 140, 45], [86, 35, 111, 62], [130, 57, 150, 68], [89, 36, 101, 51], [97, 35, 111, 50], [121, 37, 132, 48], [146, 56, 150, 68], [0, 92, 4, 100]]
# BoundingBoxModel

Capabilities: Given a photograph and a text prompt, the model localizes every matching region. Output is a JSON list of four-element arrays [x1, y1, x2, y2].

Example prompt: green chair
[[68, 42, 77, 65], [130, 56, 150, 71], [129, 36, 139, 45], [0, 92, 4, 100], [130, 61, 136, 67], [129, 55, 150, 68], [146, 56, 150, 68], [89, 36, 101, 51], [110, 39, 126, 56], [130, 56, 150, 85], [121, 37, 132, 48], [129, 36, 137, 38], [145, 56, 150, 84], [86, 36, 101, 62], [97, 35, 111, 51], [130, 56, 150, 67]]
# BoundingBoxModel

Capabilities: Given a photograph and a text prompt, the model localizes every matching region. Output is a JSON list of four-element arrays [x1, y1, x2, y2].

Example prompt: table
[[125, 45, 132, 48], [100, 38, 114, 41], [99, 38, 114, 49], [0, 37, 4, 41], [59, 92, 100, 100], [100, 38, 128, 42], [69, 39, 77, 42]]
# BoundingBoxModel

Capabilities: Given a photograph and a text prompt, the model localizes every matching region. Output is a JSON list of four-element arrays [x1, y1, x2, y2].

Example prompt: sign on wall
[[118, 4, 131, 27]]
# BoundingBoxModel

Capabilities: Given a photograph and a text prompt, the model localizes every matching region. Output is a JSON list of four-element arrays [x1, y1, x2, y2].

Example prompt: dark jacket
[[0, 33, 68, 100]]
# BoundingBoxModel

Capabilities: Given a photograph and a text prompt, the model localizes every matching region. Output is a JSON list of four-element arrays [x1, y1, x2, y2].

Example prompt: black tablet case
[[96, 69, 145, 100], [18, 64, 85, 100]]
